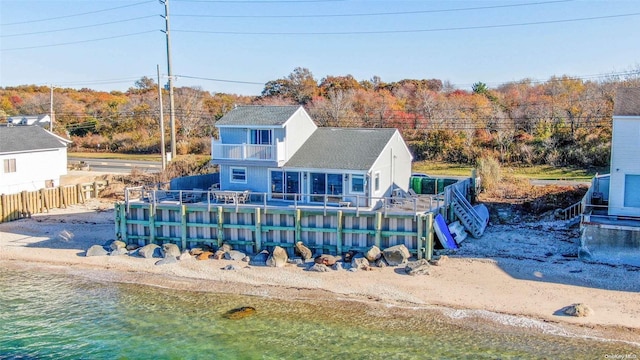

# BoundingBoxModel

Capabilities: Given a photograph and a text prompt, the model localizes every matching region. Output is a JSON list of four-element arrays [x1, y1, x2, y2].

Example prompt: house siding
[[369, 131, 413, 198], [282, 108, 317, 162], [219, 164, 270, 193], [0, 148, 67, 194], [609, 115, 640, 216]]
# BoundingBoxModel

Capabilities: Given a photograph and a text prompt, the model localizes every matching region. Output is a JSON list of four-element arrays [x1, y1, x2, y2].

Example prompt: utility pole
[[49, 85, 54, 132], [157, 64, 167, 170], [161, 0, 176, 161]]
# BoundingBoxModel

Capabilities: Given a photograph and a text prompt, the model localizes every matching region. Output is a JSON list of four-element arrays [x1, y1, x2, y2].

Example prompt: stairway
[[451, 188, 488, 238]]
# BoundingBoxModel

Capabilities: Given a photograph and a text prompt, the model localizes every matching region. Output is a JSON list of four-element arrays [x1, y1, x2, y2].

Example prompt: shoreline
[[1, 199, 639, 346]]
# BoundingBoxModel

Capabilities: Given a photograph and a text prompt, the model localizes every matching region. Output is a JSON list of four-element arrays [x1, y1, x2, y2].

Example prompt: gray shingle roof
[[216, 105, 302, 126], [284, 128, 397, 170], [0, 125, 69, 153], [614, 88, 640, 116]]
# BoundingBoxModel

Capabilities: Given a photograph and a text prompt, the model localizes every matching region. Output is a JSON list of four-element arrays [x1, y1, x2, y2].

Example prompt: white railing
[[212, 142, 275, 161]]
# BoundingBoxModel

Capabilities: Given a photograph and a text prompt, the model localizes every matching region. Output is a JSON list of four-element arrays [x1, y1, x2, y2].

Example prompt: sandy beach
[[1, 198, 639, 347]]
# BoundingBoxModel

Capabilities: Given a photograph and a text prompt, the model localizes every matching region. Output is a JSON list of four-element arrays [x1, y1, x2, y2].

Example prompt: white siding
[[369, 130, 413, 198], [282, 108, 317, 163], [0, 148, 67, 194], [609, 115, 640, 216]]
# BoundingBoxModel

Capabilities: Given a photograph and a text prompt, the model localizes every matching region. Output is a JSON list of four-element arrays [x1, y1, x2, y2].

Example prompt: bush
[[476, 156, 501, 191]]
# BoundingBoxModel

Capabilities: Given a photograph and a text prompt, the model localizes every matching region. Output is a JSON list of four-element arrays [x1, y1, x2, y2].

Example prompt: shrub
[[476, 156, 501, 191]]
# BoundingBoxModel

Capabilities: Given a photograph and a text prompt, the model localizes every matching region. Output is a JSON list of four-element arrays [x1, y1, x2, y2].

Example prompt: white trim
[[230, 166, 247, 184]]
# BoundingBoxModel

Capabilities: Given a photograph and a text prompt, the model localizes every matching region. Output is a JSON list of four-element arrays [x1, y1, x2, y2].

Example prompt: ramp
[[451, 188, 488, 238]]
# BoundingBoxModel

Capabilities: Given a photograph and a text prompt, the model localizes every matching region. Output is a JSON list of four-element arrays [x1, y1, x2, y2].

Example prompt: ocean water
[[0, 268, 636, 360]]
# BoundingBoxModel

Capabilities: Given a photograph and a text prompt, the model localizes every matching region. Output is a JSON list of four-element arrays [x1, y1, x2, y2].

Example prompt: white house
[[211, 105, 413, 208], [0, 125, 71, 194], [608, 88, 640, 217], [7, 114, 51, 127]]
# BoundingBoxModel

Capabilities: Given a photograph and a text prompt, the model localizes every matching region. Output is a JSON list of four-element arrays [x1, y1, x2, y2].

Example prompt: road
[[68, 157, 162, 174]]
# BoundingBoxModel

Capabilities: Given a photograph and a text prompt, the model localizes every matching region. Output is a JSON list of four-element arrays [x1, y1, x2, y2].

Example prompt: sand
[[1, 198, 639, 346]]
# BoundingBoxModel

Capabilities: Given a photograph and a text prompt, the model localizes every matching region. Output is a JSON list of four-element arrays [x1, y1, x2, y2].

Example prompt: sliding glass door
[[271, 170, 300, 200], [310, 172, 343, 203]]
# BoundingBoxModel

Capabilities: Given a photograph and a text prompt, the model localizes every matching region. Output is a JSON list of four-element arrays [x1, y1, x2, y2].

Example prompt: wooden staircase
[[451, 188, 488, 238]]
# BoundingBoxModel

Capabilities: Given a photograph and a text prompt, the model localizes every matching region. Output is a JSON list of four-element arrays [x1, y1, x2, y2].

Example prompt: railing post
[[217, 206, 224, 248], [375, 211, 382, 249], [426, 212, 434, 261], [336, 210, 343, 255], [180, 205, 187, 250], [254, 207, 262, 253], [417, 214, 424, 260]]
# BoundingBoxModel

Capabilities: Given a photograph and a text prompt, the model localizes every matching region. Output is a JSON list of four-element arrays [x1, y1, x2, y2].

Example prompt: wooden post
[[417, 214, 424, 260], [254, 207, 262, 253], [426, 213, 434, 260], [295, 209, 301, 243], [76, 184, 84, 203], [180, 205, 187, 250], [149, 203, 155, 245], [374, 211, 382, 249], [59, 186, 66, 208], [93, 181, 99, 199], [216, 206, 224, 248], [336, 210, 343, 255], [41, 188, 49, 212], [1, 194, 6, 223]]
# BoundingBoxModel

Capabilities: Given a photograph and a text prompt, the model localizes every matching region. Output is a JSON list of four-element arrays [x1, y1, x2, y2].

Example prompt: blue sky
[[1, 0, 639, 95]]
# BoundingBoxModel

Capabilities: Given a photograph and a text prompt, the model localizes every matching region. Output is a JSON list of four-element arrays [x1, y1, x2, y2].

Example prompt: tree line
[[2, 67, 639, 169]]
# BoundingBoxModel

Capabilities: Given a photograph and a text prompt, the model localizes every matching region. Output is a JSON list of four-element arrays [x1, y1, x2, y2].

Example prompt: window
[[3, 159, 16, 173], [374, 172, 380, 192], [351, 174, 364, 193], [230, 167, 247, 183], [250, 129, 272, 145]]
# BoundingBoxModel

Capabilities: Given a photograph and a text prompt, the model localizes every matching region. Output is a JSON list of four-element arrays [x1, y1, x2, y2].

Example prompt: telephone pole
[[161, 0, 176, 160], [49, 84, 54, 132], [157, 64, 167, 170]]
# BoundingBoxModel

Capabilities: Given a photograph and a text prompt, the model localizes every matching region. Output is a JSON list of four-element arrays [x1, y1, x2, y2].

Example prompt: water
[[0, 268, 637, 360]]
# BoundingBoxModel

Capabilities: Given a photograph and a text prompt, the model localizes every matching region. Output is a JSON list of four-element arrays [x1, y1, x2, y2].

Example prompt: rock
[[162, 243, 181, 258], [294, 241, 313, 260], [347, 267, 358, 272], [212, 250, 226, 260], [138, 244, 162, 258], [314, 254, 338, 266], [343, 250, 357, 263], [375, 257, 388, 268], [126, 244, 139, 251], [155, 256, 177, 265], [250, 250, 269, 266], [382, 244, 411, 266], [223, 306, 256, 320], [225, 250, 247, 261], [220, 243, 233, 252], [223, 264, 240, 271], [405, 259, 430, 276], [364, 245, 382, 262], [178, 250, 192, 261], [266, 246, 288, 267], [332, 262, 343, 271], [107, 240, 126, 251], [562, 303, 593, 317], [190, 248, 204, 256], [197, 251, 213, 260], [242, 256, 250, 262], [429, 255, 449, 266], [288, 258, 304, 266], [201, 244, 213, 252], [308, 263, 329, 272], [109, 247, 128, 256], [86, 245, 109, 257], [351, 253, 370, 270]]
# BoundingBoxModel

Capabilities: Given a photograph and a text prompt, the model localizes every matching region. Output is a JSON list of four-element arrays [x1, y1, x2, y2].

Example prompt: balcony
[[212, 140, 284, 163]]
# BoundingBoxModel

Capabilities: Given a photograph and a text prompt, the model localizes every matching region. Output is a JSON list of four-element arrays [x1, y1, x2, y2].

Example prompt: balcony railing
[[212, 142, 275, 161]]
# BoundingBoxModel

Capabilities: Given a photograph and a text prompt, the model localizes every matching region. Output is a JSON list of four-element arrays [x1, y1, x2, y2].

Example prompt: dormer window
[[250, 129, 272, 145]]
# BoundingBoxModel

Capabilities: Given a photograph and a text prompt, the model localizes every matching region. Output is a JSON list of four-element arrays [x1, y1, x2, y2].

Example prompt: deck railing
[[212, 142, 277, 161]]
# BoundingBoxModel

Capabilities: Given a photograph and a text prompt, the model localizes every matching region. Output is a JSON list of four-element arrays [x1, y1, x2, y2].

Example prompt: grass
[[412, 161, 607, 180]]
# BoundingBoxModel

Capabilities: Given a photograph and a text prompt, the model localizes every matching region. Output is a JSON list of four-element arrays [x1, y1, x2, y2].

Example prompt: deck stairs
[[451, 187, 488, 238]]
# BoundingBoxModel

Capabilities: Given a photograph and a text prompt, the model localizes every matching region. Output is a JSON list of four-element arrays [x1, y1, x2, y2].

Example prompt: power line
[[174, 12, 640, 35], [0, 0, 156, 26], [174, 0, 345, 3], [173, 0, 572, 19], [1, 16, 159, 38], [1, 30, 159, 51], [176, 74, 265, 85]]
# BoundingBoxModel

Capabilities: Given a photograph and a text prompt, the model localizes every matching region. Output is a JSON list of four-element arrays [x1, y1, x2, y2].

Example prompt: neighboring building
[[0, 125, 71, 194], [211, 105, 413, 208], [608, 88, 640, 217], [7, 114, 51, 127]]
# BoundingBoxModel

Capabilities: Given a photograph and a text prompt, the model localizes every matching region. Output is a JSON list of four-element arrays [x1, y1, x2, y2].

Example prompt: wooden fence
[[116, 203, 436, 260], [0, 181, 108, 223]]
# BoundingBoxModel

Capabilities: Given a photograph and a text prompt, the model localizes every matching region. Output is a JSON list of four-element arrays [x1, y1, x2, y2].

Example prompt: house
[[211, 105, 413, 208], [608, 88, 640, 217], [7, 114, 51, 127], [0, 125, 71, 194]]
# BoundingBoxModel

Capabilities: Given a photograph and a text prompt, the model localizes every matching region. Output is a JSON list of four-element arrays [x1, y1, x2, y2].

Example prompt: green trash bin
[[411, 177, 422, 194], [421, 178, 436, 194]]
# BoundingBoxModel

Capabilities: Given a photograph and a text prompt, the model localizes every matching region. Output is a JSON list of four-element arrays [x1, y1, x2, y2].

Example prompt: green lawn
[[412, 161, 607, 180]]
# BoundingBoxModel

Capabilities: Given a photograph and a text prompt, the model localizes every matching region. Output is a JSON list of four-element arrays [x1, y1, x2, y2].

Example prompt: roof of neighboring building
[[284, 128, 397, 170], [614, 88, 640, 116], [0, 125, 69, 153], [215, 105, 302, 126]]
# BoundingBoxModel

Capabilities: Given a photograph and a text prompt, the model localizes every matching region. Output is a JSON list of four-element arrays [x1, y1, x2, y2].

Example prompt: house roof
[[284, 128, 397, 171], [614, 88, 640, 116], [215, 105, 302, 126], [0, 125, 69, 153]]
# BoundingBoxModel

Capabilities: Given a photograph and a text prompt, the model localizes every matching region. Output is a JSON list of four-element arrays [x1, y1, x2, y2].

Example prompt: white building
[[7, 114, 51, 127], [0, 125, 71, 194]]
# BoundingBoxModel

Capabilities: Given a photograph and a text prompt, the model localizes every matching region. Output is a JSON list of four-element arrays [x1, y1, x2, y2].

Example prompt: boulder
[[107, 240, 127, 251], [250, 250, 269, 266], [332, 262, 343, 271], [196, 251, 213, 260], [138, 244, 162, 259], [155, 256, 178, 266], [162, 243, 181, 258], [375, 257, 388, 268], [314, 254, 338, 266], [86, 245, 109, 257], [225, 250, 246, 261], [562, 303, 593, 317], [351, 253, 370, 270], [220, 243, 233, 252], [382, 244, 411, 266], [364, 245, 382, 262], [343, 250, 357, 263], [266, 246, 288, 267], [308, 263, 329, 272], [223, 306, 256, 320], [109, 247, 128, 256], [126, 244, 139, 251], [212, 250, 226, 260], [288, 258, 304, 266], [242, 256, 250, 262], [190, 248, 204, 256], [429, 255, 448, 266], [294, 241, 313, 261], [405, 259, 430, 276], [222, 264, 240, 271], [178, 250, 192, 261]]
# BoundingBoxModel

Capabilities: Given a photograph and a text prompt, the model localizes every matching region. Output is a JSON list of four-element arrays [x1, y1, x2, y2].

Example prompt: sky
[[1, 0, 639, 96]]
